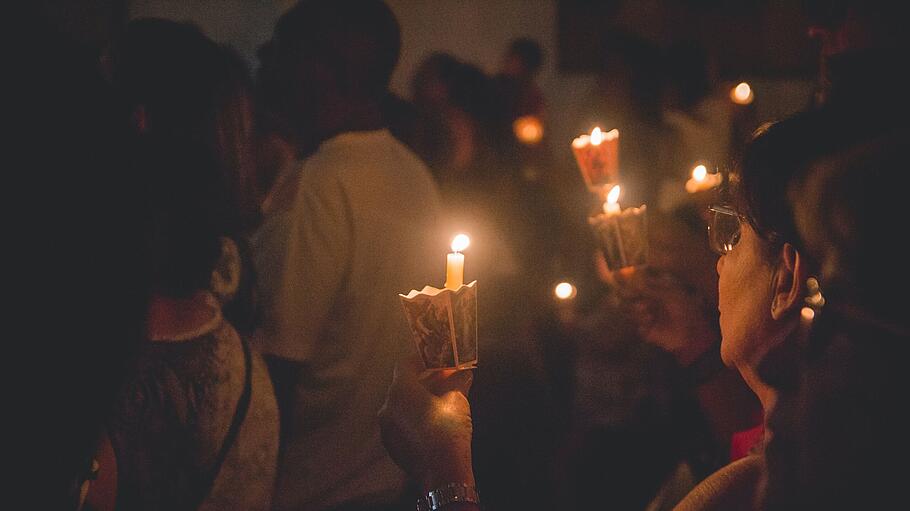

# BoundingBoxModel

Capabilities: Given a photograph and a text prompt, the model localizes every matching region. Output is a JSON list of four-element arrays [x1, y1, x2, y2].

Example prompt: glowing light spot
[[451, 234, 470, 253], [554, 282, 577, 300], [513, 115, 544, 145], [731, 82, 754, 105]]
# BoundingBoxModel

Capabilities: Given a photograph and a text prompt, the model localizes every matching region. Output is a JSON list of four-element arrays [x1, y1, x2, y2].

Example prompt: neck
[[314, 97, 385, 145], [739, 365, 777, 416], [146, 291, 218, 341]]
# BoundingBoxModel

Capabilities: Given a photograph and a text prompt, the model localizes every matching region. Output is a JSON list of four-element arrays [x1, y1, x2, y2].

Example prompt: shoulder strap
[[192, 335, 254, 510]]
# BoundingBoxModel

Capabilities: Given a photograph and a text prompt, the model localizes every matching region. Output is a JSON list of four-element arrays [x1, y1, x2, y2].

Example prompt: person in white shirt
[[252, 2, 443, 510]]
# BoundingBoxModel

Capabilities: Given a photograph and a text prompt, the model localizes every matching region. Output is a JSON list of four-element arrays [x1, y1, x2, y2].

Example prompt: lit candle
[[730, 82, 754, 105], [572, 126, 620, 191], [445, 233, 470, 289], [685, 164, 723, 193], [603, 184, 621, 216]]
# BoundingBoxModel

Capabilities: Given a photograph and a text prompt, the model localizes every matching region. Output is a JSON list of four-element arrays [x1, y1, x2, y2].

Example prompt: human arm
[[378, 356, 479, 509]]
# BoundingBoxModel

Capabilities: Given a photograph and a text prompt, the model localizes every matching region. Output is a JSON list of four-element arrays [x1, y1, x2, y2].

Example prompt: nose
[[716, 254, 724, 276]]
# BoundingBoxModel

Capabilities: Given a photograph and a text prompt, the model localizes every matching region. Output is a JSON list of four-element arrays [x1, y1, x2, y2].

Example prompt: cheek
[[717, 255, 770, 368]]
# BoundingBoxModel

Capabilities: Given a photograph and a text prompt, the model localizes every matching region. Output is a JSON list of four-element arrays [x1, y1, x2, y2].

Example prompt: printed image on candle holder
[[590, 205, 649, 271], [572, 127, 619, 192], [399, 281, 478, 370]]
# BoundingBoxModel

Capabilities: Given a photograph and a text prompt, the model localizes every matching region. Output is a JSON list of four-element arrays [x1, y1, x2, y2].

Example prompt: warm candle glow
[[554, 282, 577, 300], [607, 184, 621, 204], [731, 82, 754, 105], [513, 115, 544, 145], [445, 234, 470, 290], [685, 164, 722, 193], [573, 127, 620, 191], [451, 234, 471, 253], [603, 185, 621, 215]]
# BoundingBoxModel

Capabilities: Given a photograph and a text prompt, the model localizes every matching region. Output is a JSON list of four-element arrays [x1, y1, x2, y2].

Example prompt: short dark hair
[[509, 37, 543, 74], [732, 110, 844, 255], [732, 105, 905, 259], [273, 0, 401, 98]]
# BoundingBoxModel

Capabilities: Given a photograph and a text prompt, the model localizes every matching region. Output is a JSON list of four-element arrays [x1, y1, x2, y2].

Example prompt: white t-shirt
[[252, 129, 442, 511]]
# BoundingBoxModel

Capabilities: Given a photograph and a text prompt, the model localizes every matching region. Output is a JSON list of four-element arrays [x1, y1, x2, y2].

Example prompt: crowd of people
[[13, 0, 909, 510]]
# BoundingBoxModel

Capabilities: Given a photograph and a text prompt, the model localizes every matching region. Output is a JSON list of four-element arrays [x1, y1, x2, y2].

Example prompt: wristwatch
[[416, 482, 480, 510]]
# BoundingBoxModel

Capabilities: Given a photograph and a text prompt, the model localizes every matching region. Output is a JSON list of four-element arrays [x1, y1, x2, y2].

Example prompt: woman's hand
[[378, 356, 476, 492]]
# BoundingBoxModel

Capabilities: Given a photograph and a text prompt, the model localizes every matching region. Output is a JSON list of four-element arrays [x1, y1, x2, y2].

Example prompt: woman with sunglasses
[[376, 107, 872, 510]]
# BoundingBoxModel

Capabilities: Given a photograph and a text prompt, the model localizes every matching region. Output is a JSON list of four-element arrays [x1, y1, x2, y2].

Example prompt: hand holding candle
[[572, 126, 620, 192]]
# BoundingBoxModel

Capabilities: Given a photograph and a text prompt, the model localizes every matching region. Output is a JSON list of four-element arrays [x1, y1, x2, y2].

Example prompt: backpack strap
[[192, 334, 254, 509]]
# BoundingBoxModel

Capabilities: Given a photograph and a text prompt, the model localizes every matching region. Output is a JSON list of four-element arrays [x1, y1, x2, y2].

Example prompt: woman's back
[[109, 295, 278, 511]]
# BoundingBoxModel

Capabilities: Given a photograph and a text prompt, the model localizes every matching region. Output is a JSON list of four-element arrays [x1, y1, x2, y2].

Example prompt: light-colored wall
[[128, 0, 814, 171]]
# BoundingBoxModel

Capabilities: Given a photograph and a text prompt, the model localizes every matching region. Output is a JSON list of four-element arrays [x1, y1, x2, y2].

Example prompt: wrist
[[417, 481, 480, 511], [420, 464, 475, 494]]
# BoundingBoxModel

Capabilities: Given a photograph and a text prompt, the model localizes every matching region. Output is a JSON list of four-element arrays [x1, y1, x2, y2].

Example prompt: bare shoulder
[[673, 455, 764, 511]]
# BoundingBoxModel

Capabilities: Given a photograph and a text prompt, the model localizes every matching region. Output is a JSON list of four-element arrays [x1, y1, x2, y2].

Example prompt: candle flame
[[590, 126, 603, 145], [451, 233, 470, 253], [554, 282, 576, 300], [607, 185, 621, 205], [731, 82, 754, 105], [692, 165, 707, 182]]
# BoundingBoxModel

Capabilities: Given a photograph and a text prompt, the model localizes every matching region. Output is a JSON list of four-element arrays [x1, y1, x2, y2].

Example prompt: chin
[[718, 339, 734, 368]]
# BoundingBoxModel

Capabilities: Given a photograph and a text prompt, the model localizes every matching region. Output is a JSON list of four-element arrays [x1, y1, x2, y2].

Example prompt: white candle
[[603, 185, 621, 216], [445, 234, 470, 289]]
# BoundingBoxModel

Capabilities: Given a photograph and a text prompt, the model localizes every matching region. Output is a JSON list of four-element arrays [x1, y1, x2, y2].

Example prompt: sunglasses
[[707, 205, 743, 256]]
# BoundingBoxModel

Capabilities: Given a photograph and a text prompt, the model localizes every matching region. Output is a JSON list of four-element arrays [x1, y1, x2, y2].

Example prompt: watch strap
[[417, 482, 479, 511]]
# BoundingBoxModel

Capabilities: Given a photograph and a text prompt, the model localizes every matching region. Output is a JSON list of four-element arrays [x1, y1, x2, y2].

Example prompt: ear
[[771, 243, 808, 320], [211, 237, 241, 304]]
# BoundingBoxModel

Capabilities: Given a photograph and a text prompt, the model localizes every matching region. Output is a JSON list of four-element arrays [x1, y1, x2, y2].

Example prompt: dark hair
[[411, 51, 461, 105], [113, 18, 258, 233], [273, 0, 401, 98], [733, 105, 907, 260], [790, 132, 909, 327], [138, 136, 227, 298], [731, 109, 848, 256], [508, 37, 544, 74]]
